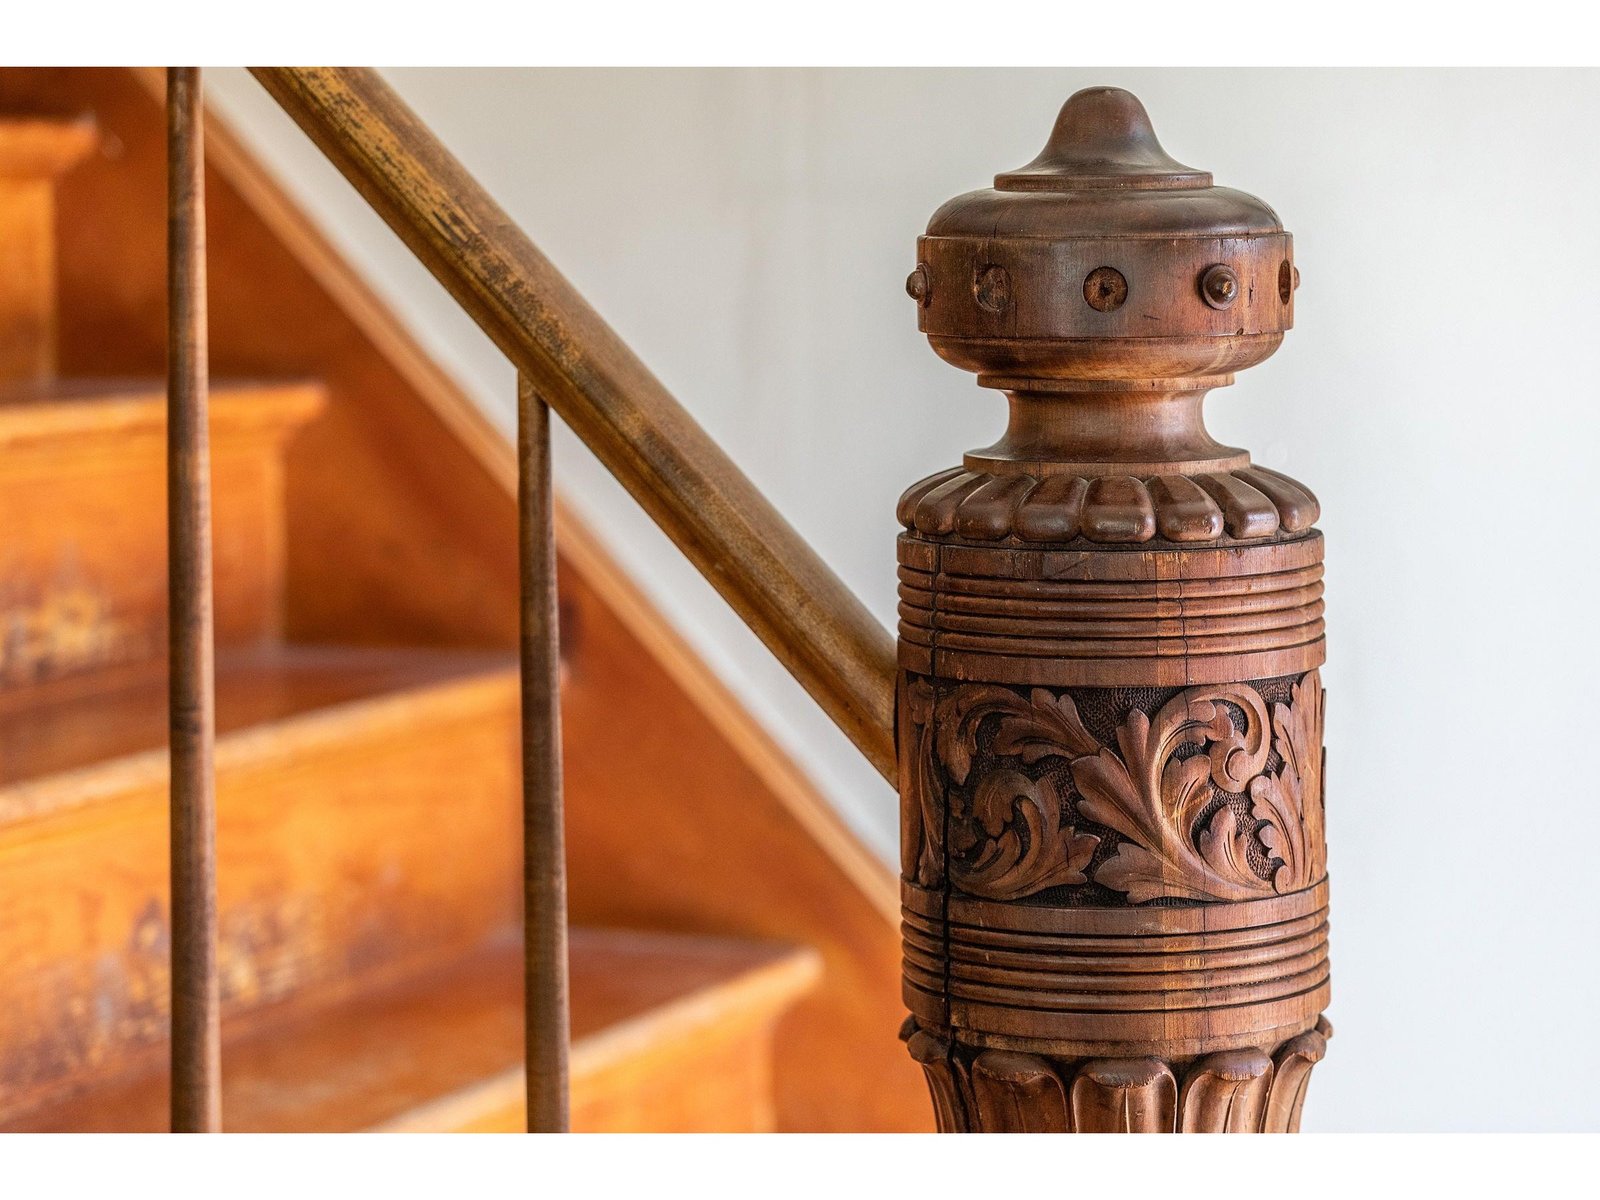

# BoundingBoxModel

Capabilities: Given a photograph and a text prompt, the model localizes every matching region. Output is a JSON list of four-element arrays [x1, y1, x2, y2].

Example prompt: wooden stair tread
[[0, 68, 926, 1131], [0, 642, 517, 811], [0, 641, 525, 1113], [0, 376, 325, 448], [0, 114, 98, 179], [3, 927, 822, 1132]]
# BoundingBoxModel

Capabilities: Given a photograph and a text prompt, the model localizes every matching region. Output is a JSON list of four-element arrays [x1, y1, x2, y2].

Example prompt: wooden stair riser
[[0, 117, 97, 382], [0, 68, 929, 1133], [433, 1011, 789, 1133], [0, 671, 520, 1120], [7, 70, 524, 654], [569, 1007, 784, 1133], [0, 385, 322, 691], [366, 932, 821, 1134], [556, 529, 931, 1131], [0, 180, 60, 381]]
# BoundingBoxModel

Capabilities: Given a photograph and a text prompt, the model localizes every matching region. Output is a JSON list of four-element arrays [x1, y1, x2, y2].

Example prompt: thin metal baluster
[[518, 372, 570, 1132], [166, 65, 221, 1134]]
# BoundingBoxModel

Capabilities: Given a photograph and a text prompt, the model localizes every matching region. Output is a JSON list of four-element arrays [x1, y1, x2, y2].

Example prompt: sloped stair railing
[[167, 68, 1334, 1137], [161, 67, 897, 1132]]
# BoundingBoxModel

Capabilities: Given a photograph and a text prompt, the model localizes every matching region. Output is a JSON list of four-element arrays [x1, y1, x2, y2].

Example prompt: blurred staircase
[[0, 74, 923, 1132]]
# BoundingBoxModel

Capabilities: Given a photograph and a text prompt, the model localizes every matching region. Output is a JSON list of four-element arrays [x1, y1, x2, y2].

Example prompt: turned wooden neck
[[965, 381, 1249, 477]]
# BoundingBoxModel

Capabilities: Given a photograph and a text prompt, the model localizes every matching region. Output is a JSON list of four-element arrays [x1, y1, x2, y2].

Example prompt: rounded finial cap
[[912, 86, 1295, 385], [995, 87, 1211, 191]]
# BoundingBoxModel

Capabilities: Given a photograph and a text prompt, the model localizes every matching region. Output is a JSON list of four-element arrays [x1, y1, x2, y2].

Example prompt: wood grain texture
[[380, 931, 823, 1133], [165, 67, 220, 1131], [2, 929, 821, 1132], [518, 372, 569, 1131], [0, 644, 521, 1122], [555, 509, 932, 1131], [0, 379, 323, 690], [2, 67, 523, 651], [907, 1020, 1330, 1133], [0, 114, 96, 381], [0, 68, 926, 1131], [898, 88, 1330, 1132], [248, 66, 896, 785]]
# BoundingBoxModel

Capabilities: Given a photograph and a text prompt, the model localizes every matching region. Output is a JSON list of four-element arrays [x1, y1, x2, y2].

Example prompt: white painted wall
[[207, 68, 1600, 1132]]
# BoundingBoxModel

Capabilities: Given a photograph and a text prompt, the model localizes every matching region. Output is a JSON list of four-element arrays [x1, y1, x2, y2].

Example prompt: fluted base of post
[[901, 1016, 1330, 1133]]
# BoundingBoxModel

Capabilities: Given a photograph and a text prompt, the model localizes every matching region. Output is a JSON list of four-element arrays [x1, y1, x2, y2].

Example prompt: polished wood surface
[[378, 930, 823, 1133], [897, 88, 1329, 1132], [3, 928, 820, 1132], [0, 379, 323, 691], [0, 644, 522, 1123], [0, 644, 513, 799], [518, 372, 570, 1131], [11, 67, 525, 652], [250, 66, 896, 785], [555, 515, 931, 1131], [184, 67, 921, 1130], [164, 67, 220, 1132], [0, 67, 928, 1132], [0, 115, 95, 382]]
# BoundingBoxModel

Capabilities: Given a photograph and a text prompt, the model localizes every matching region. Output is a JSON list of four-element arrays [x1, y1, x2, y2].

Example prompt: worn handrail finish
[[251, 67, 897, 785], [166, 66, 222, 1133]]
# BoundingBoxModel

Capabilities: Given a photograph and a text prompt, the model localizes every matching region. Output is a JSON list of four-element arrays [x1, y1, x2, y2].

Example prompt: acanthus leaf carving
[[930, 685, 1100, 901], [1072, 686, 1275, 903], [956, 769, 1099, 901], [1195, 803, 1262, 893], [936, 685, 1098, 785], [1247, 672, 1326, 894], [905, 670, 1327, 904], [901, 676, 944, 889]]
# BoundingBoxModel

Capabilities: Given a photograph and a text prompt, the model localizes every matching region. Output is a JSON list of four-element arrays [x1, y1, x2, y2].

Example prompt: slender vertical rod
[[519, 372, 570, 1132], [166, 66, 221, 1134]]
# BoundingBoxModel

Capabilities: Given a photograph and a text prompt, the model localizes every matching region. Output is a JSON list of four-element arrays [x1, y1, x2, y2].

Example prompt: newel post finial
[[895, 87, 1331, 1134]]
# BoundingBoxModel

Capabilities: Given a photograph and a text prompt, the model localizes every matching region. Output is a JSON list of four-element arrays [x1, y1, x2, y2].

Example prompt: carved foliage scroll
[[1072, 684, 1273, 902], [1248, 674, 1327, 893], [934, 686, 1101, 901], [900, 677, 944, 888], [903, 670, 1326, 904]]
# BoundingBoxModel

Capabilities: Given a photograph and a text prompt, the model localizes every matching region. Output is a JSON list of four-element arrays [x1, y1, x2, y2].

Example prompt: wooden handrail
[[250, 67, 897, 786]]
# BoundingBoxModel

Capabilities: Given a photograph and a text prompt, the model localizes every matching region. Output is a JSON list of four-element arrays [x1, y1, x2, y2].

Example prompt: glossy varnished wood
[[164, 66, 219, 1132], [0, 115, 96, 381], [1, 929, 820, 1132], [0, 643, 523, 1122], [11, 67, 525, 653], [250, 66, 897, 785], [0, 378, 323, 690], [378, 930, 823, 1133], [0, 644, 514, 798], [555, 514, 932, 1130], [0, 68, 929, 1132]]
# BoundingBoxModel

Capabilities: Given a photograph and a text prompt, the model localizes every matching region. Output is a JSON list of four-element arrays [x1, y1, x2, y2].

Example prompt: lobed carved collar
[[897, 463, 1319, 546]]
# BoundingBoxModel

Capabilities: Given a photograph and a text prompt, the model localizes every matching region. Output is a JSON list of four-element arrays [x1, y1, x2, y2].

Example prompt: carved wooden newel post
[[897, 87, 1330, 1133]]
